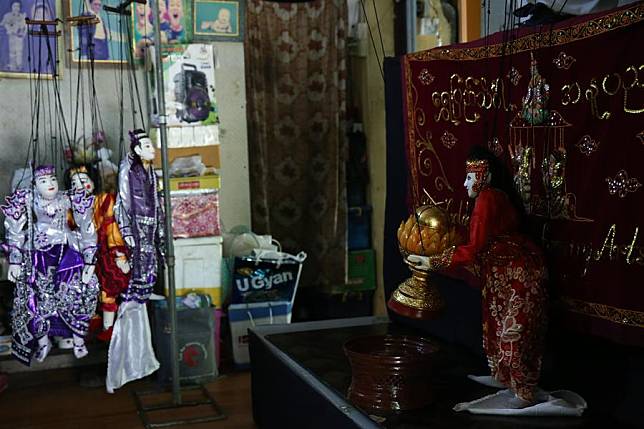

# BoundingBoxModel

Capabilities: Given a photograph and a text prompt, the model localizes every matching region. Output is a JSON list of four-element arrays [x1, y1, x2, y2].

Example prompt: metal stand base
[[133, 385, 226, 428]]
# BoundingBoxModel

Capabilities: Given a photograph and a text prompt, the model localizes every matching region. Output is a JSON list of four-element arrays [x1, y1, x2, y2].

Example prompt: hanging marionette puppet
[[408, 146, 548, 408], [2, 165, 99, 365], [106, 129, 163, 393], [116, 129, 163, 302], [66, 165, 130, 341]]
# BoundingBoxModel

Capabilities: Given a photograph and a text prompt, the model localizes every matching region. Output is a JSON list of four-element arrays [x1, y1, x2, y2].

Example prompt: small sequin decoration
[[419, 69, 435, 86], [575, 135, 599, 156], [606, 170, 642, 198], [637, 130, 644, 145], [488, 137, 503, 156], [553, 52, 576, 70], [1, 189, 29, 220], [71, 190, 94, 216], [544, 110, 569, 127], [507, 67, 522, 86], [441, 131, 457, 149]]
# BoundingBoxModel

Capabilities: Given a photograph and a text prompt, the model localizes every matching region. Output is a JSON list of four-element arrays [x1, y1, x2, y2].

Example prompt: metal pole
[[405, 0, 416, 53], [149, 0, 181, 405]]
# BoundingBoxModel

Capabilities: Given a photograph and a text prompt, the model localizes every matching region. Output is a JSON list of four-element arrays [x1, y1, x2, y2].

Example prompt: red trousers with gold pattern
[[480, 240, 547, 402]]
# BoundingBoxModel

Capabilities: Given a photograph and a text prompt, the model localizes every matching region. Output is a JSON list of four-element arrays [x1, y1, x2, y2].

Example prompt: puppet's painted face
[[134, 136, 155, 161], [464, 171, 491, 198], [464, 172, 478, 199], [11, 2, 21, 13], [36, 174, 59, 200], [71, 172, 95, 194]]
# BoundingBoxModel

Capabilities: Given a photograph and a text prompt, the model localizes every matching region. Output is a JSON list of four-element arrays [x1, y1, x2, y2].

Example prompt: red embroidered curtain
[[245, 0, 348, 287], [401, 3, 644, 345]]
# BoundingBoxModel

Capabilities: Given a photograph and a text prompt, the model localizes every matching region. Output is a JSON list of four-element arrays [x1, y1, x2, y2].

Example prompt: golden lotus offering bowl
[[388, 204, 462, 320]]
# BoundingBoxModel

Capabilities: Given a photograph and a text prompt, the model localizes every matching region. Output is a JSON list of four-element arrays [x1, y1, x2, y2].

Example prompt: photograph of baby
[[193, 0, 243, 42], [0, 0, 59, 78], [69, 0, 129, 63]]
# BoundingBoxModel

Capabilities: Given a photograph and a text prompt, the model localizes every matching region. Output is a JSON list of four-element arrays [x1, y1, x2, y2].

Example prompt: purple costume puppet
[[2, 165, 99, 365], [114, 130, 164, 303], [107, 130, 162, 392]]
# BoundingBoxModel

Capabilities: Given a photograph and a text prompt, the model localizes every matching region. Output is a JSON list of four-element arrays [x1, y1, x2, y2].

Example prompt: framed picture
[[68, 0, 130, 63], [0, 0, 62, 78], [131, 0, 192, 59], [193, 0, 244, 42]]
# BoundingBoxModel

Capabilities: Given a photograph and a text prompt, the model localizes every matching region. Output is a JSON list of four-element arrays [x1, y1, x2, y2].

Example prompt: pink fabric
[[171, 192, 221, 238]]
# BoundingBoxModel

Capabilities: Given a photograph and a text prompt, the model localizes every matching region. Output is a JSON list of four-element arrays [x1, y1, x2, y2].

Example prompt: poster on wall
[[68, 0, 130, 63], [0, 0, 61, 78], [193, 0, 244, 42], [148, 43, 219, 128], [132, 0, 192, 59]]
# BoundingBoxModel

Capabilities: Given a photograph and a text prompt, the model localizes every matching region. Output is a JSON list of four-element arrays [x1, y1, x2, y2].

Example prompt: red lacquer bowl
[[344, 335, 438, 413]]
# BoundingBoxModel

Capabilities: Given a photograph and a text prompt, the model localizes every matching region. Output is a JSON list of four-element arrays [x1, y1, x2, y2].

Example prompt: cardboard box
[[169, 175, 221, 191], [326, 249, 376, 294], [151, 126, 220, 149], [348, 249, 376, 289], [169, 236, 223, 306], [229, 301, 293, 366], [153, 145, 221, 169], [348, 206, 372, 250]]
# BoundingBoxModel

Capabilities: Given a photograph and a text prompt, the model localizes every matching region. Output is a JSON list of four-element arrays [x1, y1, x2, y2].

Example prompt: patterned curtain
[[245, 0, 348, 287]]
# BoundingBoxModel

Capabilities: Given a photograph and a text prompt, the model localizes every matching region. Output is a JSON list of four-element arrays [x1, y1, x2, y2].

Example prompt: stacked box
[[169, 236, 223, 307], [229, 301, 292, 367], [346, 249, 376, 291], [348, 206, 372, 250], [170, 175, 221, 191]]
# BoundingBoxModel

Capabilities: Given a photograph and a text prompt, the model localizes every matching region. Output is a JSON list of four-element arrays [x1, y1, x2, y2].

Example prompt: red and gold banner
[[402, 3, 644, 345]]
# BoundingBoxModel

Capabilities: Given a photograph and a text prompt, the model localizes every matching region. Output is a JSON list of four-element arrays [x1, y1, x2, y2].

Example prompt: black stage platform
[[249, 317, 628, 429]]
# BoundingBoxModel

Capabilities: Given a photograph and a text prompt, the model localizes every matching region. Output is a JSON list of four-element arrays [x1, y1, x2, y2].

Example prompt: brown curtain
[[245, 0, 348, 287]]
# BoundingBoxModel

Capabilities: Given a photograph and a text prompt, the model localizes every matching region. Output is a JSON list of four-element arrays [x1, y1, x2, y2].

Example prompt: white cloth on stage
[[454, 388, 587, 416]]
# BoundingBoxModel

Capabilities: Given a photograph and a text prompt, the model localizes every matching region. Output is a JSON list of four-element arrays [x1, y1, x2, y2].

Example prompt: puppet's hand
[[406, 254, 441, 270], [82, 265, 95, 284], [8, 264, 21, 282], [115, 252, 130, 274], [124, 236, 135, 248], [407, 246, 456, 271]]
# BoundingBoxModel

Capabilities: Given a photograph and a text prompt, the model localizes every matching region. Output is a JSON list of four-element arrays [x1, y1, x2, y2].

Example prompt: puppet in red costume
[[409, 146, 548, 407], [67, 166, 130, 340]]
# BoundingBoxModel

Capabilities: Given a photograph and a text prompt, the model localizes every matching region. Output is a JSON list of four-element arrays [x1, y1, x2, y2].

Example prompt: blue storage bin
[[348, 206, 372, 250]]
